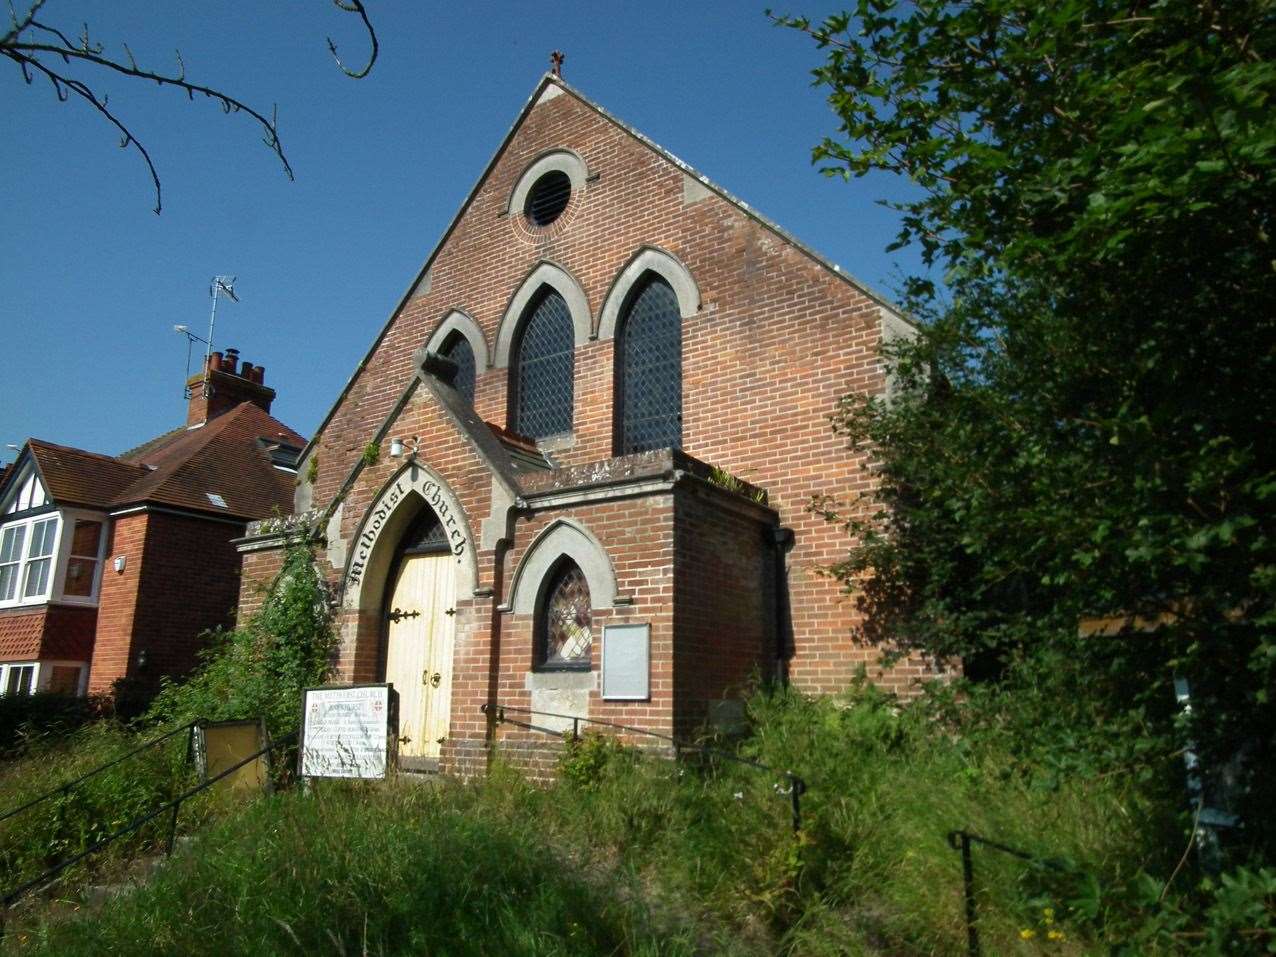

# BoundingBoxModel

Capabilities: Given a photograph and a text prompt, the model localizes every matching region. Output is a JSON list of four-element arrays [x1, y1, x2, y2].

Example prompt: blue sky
[[1, 1, 925, 464]]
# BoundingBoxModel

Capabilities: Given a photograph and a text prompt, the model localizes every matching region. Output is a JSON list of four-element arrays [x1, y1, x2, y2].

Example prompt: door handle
[[423, 670, 441, 688]]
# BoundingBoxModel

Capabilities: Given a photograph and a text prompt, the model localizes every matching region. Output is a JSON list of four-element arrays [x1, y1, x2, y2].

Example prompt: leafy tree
[[2, 0, 377, 212], [777, 0, 1275, 843]]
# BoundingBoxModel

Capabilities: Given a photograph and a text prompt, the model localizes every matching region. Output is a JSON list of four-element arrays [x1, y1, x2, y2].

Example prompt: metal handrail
[[481, 702, 807, 833], [947, 828, 1078, 957], [0, 729, 296, 942], [0, 720, 198, 826]]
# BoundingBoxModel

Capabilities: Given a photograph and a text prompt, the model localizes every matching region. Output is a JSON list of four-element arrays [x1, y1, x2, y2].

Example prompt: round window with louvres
[[524, 170, 572, 227]]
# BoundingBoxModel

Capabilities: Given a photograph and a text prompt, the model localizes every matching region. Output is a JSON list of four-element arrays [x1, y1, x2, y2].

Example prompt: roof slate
[[27, 440, 150, 509], [10, 403, 305, 522]]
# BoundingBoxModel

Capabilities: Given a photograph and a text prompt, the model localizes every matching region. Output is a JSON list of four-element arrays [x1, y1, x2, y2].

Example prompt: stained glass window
[[539, 562, 592, 669], [513, 289, 574, 439], [617, 276, 682, 453], [440, 332, 476, 405]]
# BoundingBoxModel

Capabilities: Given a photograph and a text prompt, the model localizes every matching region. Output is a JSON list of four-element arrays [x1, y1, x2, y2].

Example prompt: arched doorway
[[380, 509, 458, 769]]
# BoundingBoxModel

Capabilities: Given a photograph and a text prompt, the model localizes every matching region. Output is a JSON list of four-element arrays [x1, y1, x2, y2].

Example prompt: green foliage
[[7, 687, 1266, 953], [558, 730, 637, 788], [1116, 866, 1276, 954], [145, 539, 336, 739], [304, 452, 318, 486], [0, 723, 202, 902], [779, 0, 1276, 852], [707, 466, 769, 505], [13, 782, 694, 957], [360, 440, 381, 468], [0, 693, 100, 759]]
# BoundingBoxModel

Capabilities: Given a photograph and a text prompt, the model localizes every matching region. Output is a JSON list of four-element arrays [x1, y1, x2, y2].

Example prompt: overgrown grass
[[6, 684, 1237, 955], [8, 781, 696, 956], [0, 722, 206, 902]]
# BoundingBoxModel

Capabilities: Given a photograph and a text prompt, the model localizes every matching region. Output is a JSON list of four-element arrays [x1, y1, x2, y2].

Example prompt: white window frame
[[36, 660, 87, 696], [0, 662, 38, 696], [0, 512, 60, 608], [53, 509, 109, 605], [0, 507, 110, 609]]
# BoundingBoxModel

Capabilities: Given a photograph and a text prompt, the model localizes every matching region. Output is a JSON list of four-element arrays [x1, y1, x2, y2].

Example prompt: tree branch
[[3, 4, 380, 213], [2, 47, 164, 212], [327, 0, 377, 79]]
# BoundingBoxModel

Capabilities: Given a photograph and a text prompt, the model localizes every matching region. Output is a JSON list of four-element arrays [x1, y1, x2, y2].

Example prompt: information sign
[[299, 684, 398, 779], [601, 623, 651, 700]]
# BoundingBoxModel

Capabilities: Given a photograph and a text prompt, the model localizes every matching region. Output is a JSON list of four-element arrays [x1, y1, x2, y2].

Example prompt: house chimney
[[185, 347, 277, 426]]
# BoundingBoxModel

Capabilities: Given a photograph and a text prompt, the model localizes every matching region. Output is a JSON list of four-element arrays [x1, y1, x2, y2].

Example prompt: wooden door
[[383, 553, 457, 762]]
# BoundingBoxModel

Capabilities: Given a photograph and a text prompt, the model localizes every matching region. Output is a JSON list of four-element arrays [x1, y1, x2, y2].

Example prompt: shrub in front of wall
[[145, 539, 336, 740], [0, 692, 103, 759]]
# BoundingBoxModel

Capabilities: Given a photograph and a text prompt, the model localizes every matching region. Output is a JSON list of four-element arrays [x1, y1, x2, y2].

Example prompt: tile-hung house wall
[[235, 75, 929, 777]]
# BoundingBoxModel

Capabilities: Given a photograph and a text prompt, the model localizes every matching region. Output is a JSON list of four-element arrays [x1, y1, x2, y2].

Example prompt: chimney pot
[[253, 365, 265, 384], [208, 351, 223, 373], [223, 347, 239, 375], [240, 361, 254, 380]]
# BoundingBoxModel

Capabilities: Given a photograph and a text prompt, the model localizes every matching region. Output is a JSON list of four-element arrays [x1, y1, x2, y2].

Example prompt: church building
[[235, 73, 919, 774]]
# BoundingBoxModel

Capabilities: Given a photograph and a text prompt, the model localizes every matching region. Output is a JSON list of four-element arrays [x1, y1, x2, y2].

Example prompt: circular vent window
[[524, 170, 572, 226]]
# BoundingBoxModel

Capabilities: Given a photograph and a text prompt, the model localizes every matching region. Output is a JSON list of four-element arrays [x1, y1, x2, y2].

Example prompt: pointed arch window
[[439, 331, 476, 405], [537, 560, 593, 670], [512, 289, 574, 439], [616, 275, 682, 454]]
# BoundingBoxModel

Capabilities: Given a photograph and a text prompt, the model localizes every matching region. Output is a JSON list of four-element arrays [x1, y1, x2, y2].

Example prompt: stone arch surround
[[338, 461, 480, 679]]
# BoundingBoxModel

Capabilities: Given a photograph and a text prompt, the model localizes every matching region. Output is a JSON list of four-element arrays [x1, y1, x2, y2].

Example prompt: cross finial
[[550, 51, 564, 77]]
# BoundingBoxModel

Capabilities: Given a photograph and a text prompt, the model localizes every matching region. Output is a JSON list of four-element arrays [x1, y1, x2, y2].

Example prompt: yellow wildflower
[[1047, 929, 1066, 941], [1019, 928, 1037, 940]]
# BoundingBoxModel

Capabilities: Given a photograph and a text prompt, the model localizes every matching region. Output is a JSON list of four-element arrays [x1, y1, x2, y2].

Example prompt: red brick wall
[[673, 488, 775, 738], [238, 547, 288, 620], [301, 85, 896, 696], [90, 512, 149, 694], [91, 510, 244, 699], [38, 605, 97, 661]]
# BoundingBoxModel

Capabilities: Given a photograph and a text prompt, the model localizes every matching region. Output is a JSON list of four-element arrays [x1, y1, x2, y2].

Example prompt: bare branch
[[2, 0, 46, 48], [326, 0, 377, 79], [3, 48, 163, 213], [3, 5, 379, 212], [12, 22, 295, 182]]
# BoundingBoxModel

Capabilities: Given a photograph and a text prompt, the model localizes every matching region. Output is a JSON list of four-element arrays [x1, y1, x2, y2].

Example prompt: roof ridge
[[26, 437, 149, 470]]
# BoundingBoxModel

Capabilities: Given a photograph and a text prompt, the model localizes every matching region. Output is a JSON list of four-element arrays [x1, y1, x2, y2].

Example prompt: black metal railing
[[481, 702, 807, 833], [947, 829, 1078, 957], [0, 720, 198, 827], [0, 729, 296, 942]]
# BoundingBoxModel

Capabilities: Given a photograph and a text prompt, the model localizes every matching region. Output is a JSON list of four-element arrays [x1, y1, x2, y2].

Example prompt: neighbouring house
[[0, 350, 304, 707], [235, 73, 924, 776]]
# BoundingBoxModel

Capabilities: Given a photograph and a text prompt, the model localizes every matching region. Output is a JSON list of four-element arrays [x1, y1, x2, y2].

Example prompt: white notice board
[[300, 684, 397, 779], [601, 624, 650, 700]]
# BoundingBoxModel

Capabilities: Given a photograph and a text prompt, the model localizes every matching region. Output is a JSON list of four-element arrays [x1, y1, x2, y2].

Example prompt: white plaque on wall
[[601, 623, 650, 701], [299, 684, 398, 779]]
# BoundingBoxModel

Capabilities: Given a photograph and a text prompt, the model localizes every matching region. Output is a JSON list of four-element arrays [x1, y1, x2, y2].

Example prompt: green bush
[[145, 539, 336, 739], [0, 693, 101, 759]]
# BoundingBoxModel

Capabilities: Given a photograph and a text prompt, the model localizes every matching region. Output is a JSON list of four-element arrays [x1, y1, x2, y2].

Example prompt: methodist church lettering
[[346, 478, 468, 588]]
